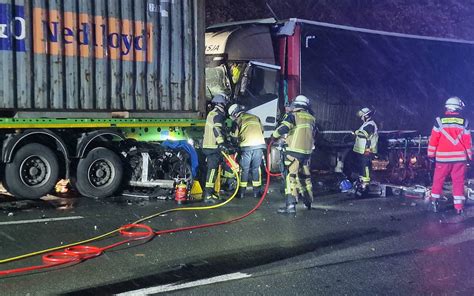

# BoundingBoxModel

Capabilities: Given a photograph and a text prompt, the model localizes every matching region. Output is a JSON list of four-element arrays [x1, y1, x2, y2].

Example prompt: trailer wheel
[[3, 143, 59, 199], [74, 147, 123, 198]]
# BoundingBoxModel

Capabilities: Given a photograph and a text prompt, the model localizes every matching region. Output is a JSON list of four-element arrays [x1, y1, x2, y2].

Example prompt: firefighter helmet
[[291, 95, 310, 108], [357, 107, 374, 120], [228, 104, 244, 118], [211, 94, 228, 105], [445, 96, 465, 111]]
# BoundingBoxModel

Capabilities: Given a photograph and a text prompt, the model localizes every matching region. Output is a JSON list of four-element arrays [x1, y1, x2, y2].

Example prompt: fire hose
[[0, 144, 281, 276]]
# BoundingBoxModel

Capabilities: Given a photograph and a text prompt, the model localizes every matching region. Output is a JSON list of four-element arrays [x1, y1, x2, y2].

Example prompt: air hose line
[[0, 145, 281, 276]]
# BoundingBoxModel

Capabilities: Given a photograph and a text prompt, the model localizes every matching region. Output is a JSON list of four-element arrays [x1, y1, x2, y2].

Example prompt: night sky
[[207, 0, 474, 40]]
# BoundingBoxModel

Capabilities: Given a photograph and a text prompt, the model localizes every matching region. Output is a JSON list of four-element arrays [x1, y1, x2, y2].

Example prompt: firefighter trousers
[[355, 153, 372, 184], [431, 162, 466, 205], [284, 154, 313, 202], [239, 149, 263, 189], [203, 150, 223, 195]]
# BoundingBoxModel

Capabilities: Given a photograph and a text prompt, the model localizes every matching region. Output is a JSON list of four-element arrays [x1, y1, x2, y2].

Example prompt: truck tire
[[74, 147, 123, 198], [3, 143, 59, 199]]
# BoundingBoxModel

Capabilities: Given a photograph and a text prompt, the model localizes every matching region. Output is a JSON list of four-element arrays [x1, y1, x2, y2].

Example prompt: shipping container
[[0, 0, 206, 118]]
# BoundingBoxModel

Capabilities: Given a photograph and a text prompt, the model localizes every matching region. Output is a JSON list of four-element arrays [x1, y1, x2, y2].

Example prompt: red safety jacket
[[427, 111, 472, 162]]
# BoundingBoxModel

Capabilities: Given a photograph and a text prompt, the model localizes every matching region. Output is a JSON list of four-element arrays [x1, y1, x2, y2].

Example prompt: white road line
[[0, 231, 16, 241], [0, 216, 84, 226], [117, 272, 252, 295]]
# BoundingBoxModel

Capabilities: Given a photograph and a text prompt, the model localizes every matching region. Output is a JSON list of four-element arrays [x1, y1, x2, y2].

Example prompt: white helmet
[[445, 96, 465, 111], [357, 107, 374, 120], [292, 95, 310, 108], [211, 93, 228, 105], [228, 104, 244, 118]]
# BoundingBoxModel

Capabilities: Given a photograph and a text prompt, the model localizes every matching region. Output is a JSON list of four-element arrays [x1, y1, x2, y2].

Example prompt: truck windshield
[[205, 65, 231, 100]]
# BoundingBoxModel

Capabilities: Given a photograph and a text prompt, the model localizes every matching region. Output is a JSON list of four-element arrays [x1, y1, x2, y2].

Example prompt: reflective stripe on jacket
[[203, 108, 225, 149], [232, 113, 265, 150], [353, 120, 378, 154], [273, 109, 316, 155], [427, 113, 472, 162]]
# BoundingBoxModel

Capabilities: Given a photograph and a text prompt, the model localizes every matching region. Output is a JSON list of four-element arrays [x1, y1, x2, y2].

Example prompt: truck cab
[[205, 19, 281, 137]]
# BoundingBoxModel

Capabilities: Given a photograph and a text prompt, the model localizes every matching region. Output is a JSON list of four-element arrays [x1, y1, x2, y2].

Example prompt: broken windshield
[[205, 65, 231, 101]]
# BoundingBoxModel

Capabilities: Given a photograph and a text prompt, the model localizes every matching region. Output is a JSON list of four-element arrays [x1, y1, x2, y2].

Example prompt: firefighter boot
[[355, 182, 367, 198], [253, 187, 262, 199], [204, 189, 219, 204], [238, 188, 246, 199], [277, 195, 297, 214], [431, 199, 439, 213], [302, 194, 312, 210], [454, 203, 464, 215]]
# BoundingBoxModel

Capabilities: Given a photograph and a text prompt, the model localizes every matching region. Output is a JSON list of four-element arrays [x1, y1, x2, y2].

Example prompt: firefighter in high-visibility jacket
[[352, 107, 378, 196], [271, 95, 316, 214], [428, 97, 472, 214], [228, 104, 266, 199], [202, 94, 228, 204]]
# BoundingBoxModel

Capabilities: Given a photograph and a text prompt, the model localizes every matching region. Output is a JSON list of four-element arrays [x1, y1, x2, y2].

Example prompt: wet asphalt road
[[1, 182, 474, 295]]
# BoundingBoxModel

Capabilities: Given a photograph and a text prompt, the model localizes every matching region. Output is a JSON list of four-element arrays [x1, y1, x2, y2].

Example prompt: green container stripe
[[120, 126, 189, 142]]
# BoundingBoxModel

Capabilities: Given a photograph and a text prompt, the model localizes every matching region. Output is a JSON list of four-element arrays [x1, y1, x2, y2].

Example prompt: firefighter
[[271, 95, 316, 214], [202, 94, 229, 204], [228, 104, 266, 199], [428, 97, 472, 214], [352, 107, 378, 197]]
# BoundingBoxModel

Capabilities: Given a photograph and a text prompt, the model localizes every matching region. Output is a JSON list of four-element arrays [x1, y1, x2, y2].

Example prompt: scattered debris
[[55, 179, 70, 193]]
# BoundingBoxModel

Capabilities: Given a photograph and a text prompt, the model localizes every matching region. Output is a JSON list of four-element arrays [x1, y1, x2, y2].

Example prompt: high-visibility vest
[[234, 113, 265, 149], [353, 120, 378, 154], [203, 109, 225, 149], [427, 114, 472, 162], [286, 110, 316, 155]]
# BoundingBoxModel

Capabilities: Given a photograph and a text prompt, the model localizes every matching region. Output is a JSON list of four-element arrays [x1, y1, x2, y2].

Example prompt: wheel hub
[[88, 159, 115, 187], [20, 156, 50, 186]]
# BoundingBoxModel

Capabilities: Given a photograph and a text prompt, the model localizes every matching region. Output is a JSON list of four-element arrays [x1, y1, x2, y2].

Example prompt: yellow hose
[[0, 152, 240, 264]]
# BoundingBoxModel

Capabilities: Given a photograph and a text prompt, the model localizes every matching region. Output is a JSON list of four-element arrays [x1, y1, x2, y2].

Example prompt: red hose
[[64, 246, 103, 259], [0, 143, 281, 276], [154, 142, 280, 236]]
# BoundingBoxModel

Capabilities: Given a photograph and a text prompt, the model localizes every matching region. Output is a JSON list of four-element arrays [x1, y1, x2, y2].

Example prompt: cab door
[[236, 61, 281, 138]]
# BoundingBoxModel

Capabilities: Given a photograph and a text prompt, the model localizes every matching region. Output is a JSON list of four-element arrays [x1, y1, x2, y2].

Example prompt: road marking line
[[0, 216, 84, 226], [117, 272, 252, 295], [0, 231, 16, 241]]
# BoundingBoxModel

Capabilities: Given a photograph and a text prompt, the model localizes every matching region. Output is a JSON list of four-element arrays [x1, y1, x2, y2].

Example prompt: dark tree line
[[206, 0, 474, 40]]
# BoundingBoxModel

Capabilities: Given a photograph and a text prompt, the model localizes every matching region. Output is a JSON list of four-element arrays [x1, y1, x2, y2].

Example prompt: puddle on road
[[0, 186, 185, 215], [0, 194, 80, 213]]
